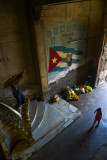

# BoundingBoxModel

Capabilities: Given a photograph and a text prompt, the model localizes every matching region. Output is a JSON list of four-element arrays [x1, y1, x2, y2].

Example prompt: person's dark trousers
[[15, 92, 25, 108]]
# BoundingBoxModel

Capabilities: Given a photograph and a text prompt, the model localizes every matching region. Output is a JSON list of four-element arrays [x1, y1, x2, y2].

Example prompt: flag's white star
[[52, 57, 57, 63]]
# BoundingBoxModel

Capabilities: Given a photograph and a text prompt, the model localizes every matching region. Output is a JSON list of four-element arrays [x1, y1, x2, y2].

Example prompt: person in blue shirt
[[11, 79, 25, 109]]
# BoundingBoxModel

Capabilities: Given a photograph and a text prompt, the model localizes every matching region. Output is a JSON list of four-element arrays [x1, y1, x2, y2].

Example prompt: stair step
[[32, 103, 65, 144], [29, 100, 38, 125], [32, 101, 45, 132]]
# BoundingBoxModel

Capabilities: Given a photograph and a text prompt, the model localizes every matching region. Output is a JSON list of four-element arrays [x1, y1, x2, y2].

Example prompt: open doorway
[[96, 28, 107, 87]]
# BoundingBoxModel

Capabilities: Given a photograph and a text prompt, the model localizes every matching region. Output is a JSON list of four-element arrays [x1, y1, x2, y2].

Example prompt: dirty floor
[[29, 83, 107, 160]]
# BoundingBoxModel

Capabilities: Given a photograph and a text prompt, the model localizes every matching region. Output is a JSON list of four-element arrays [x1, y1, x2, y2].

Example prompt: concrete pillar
[[34, 20, 49, 96]]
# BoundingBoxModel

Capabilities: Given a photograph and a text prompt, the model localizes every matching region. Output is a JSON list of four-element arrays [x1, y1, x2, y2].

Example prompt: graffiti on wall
[[0, 46, 9, 63], [44, 19, 88, 82], [0, 57, 9, 63]]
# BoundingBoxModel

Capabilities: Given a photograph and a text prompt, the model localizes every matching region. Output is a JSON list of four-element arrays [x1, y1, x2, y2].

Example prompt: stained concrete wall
[[104, 0, 107, 28], [43, 4, 88, 82], [34, 0, 104, 100], [87, 0, 104, 59], [1, 0, 104, 100], [0, 0, 42, 98]]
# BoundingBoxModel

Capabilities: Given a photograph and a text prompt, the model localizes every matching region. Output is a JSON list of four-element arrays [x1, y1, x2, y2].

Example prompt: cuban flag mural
[[48, 46, 83, 73], [44, 19, 88, 82]]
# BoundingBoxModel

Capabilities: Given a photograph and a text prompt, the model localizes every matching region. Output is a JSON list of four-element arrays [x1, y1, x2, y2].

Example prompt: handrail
[[31, 100, 38, 127], [0, 102, 21, 118]]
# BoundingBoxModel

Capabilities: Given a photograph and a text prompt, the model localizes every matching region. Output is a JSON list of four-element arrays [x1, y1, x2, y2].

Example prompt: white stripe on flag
[[57, 51, 82, 59], [72, 54, 82, 59], [57, 62, 67, 67]]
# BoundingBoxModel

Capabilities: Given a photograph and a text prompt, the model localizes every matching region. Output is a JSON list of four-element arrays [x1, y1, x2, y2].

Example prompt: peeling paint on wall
[[44, 19, 88, 83]]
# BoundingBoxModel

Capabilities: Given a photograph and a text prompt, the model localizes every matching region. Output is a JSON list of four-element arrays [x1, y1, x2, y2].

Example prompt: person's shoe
[[95, 124, 99, 128]]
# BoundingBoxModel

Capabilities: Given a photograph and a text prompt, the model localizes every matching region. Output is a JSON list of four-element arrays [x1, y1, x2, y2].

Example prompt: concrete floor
[[29, 83, 107, 160]]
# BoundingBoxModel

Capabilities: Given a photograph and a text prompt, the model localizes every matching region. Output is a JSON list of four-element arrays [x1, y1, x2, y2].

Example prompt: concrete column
[[34, 20, 49, 96]]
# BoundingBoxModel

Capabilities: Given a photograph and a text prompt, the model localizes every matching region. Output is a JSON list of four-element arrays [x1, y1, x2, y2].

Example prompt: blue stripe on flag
[[50, 66, 68, 72], [51, 46, 82, 55], [61, 58, 81, 63], [61, 58, 65, 62]]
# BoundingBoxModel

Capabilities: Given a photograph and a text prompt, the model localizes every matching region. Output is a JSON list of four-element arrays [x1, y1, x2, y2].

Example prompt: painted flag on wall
[[48, 46, 83, 72], [48, 48, 62, 72]]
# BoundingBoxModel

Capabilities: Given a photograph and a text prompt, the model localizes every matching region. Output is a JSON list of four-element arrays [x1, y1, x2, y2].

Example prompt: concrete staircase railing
[[0, 120, 30, 160], [0, 99, 46, 160], [0, 102, 21, 118], [0, 102, 29, 159], [0, 102, 23, 129]]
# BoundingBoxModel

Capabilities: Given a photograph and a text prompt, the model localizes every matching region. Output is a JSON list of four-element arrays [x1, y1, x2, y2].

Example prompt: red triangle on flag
[[48, 48, 62, 72]]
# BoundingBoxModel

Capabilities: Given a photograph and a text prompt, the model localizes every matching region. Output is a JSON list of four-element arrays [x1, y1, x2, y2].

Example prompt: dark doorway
[[96, 28, 107, 87]]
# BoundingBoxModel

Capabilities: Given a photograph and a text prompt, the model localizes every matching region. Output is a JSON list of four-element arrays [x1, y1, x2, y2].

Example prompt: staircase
[[30, 101, 45, 132], [0, 98, 81, 160], [0, 99, 46, 160]]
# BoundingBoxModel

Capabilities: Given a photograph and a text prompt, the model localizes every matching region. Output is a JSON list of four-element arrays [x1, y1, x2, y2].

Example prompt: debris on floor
[[62, 84, 92, 102], [51, 94, 60, 103]]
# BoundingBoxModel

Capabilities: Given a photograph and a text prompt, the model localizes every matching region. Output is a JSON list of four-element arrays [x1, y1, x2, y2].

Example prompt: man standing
[[11, 79, 25, 109]]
